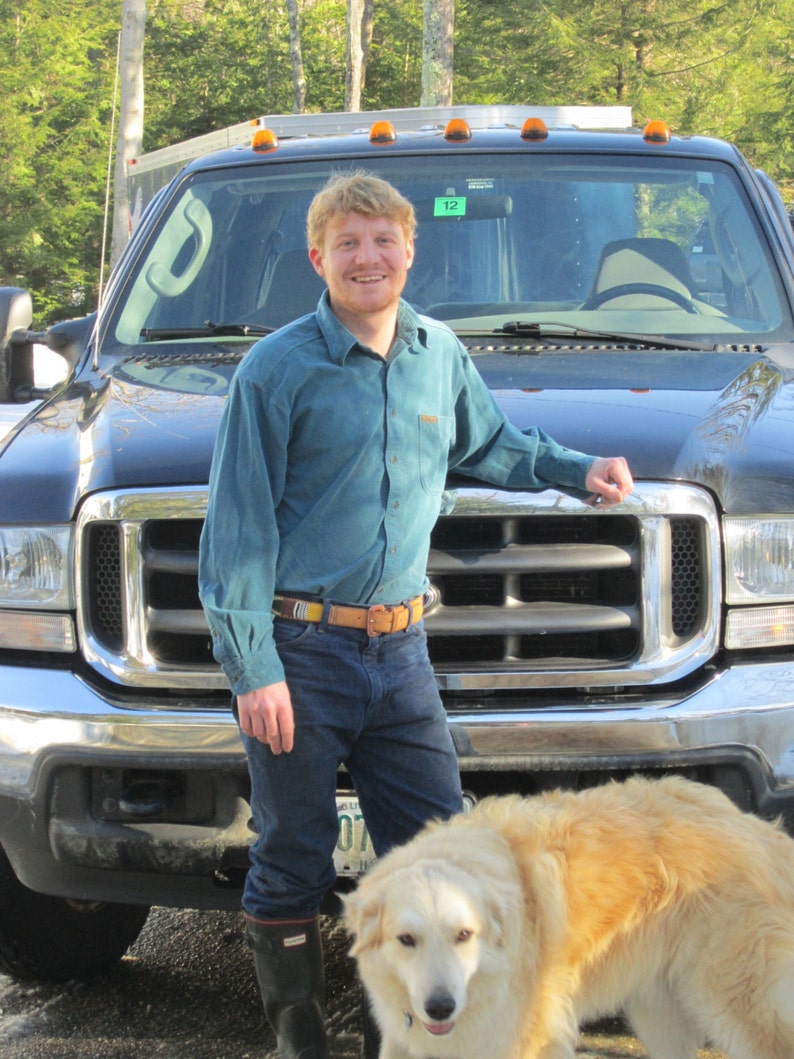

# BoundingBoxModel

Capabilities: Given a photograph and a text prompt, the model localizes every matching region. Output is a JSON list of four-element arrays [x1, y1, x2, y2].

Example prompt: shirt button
[[393, 501, 399, 509]]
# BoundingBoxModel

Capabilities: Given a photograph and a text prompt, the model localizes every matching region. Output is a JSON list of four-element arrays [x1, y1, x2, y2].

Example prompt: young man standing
[[198, 172, 633, 1058]]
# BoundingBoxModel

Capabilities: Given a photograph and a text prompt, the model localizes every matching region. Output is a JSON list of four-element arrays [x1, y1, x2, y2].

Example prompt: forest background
[[2, 0, 793, 325]]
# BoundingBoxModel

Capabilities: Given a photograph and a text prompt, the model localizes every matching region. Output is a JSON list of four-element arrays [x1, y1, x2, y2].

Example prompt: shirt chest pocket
[[417, 413, 453, 494]]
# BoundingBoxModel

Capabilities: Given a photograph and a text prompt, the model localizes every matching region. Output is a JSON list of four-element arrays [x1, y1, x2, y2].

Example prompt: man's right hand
[[237, 681, 295, 753]]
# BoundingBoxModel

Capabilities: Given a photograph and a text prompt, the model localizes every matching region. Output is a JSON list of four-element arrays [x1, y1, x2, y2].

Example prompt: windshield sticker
[[434, 196, 467, 217]]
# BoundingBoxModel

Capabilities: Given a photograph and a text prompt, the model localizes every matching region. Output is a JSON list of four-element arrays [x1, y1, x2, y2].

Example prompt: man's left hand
[[584, 456, 634, 507]]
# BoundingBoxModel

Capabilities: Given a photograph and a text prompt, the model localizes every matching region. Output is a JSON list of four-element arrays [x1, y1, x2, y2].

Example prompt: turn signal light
[[252, 128, 279, 152], [521, 117, 549, 141], [369, 120, 397, 144], [444, 118, 472, 142], [643, 120, 672, 144]]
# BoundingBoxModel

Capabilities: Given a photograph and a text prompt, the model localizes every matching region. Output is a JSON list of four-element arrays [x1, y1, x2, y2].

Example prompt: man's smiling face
[[309, 211, 415, 331]]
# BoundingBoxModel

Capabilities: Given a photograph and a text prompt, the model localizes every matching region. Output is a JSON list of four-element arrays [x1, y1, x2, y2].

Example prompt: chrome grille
[[85, 522, 124, 651], [669, 517, 702, 636], [76, 484, 720, 692]]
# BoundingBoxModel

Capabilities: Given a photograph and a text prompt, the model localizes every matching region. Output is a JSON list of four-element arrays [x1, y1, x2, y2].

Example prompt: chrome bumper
[[3, 661, 794, 795], [2, 659, 794, 906]]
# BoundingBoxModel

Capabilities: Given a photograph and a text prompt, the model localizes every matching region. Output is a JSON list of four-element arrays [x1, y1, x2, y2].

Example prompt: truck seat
[[586, 237, 695, 305]]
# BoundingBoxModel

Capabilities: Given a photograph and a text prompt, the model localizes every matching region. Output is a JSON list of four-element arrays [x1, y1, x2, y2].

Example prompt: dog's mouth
[[422, 1019, 455, 1036]]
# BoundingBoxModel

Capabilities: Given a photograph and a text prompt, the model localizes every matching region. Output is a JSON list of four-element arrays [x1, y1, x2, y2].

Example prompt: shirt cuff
[[220, 650, 286, 696]]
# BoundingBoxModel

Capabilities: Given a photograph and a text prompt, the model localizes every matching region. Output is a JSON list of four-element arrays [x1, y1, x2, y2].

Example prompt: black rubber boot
[[245, 914, 329, 1059]]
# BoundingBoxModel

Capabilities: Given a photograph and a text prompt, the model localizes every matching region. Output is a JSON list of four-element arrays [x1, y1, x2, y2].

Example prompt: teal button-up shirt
[[198, 294, 594, 694]]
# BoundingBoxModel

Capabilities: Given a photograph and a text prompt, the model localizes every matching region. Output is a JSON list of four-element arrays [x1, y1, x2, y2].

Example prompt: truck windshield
[[98, 152, 794, 356]]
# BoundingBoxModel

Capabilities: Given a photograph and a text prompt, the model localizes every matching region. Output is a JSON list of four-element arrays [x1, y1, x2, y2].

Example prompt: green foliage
[[2, 0, 794, 324], [363, 0, 423, 109], [0, 0, 118, 323], [144, 0, 294, 147]]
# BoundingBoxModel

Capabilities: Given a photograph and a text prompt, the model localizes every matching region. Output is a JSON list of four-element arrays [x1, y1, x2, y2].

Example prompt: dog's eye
[[456, 929, 473, 943], [397, 934, 416, 948]]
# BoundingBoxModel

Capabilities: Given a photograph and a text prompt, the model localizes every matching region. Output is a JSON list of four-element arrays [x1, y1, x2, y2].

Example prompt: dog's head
[[344, 856, 519, 1048]]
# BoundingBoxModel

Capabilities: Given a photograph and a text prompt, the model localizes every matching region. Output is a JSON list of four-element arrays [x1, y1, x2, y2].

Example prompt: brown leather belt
[[273, 594, 424, 636]]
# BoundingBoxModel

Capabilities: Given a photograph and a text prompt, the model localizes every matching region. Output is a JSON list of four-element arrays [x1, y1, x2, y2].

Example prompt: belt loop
[[318, 597, 332, 634]]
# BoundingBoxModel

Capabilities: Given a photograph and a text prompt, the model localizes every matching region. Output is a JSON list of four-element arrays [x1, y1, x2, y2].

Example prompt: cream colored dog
[[344, 776, 794, 1059]]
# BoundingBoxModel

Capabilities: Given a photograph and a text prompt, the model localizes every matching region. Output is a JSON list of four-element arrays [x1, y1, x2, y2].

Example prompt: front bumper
[[2, 659, 794, 907]]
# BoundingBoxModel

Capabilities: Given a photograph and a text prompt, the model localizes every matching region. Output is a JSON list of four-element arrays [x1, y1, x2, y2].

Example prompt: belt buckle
[[366, 603, 392, 636]]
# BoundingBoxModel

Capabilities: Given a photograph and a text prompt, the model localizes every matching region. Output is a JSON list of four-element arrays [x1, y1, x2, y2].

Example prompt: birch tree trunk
[[110, 0, 146, 269], [345, 0, 365, 111], [362, 0, 374, 72], [286, 0, 306, 113], [421, 0, 454, 106]]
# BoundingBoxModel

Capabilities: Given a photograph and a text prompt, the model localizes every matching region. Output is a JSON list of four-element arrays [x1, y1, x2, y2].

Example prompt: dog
[[343, 776, 794, 1059]]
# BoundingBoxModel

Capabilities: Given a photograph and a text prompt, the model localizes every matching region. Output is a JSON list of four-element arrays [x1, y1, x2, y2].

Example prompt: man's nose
[[354, 239, 379, 263]]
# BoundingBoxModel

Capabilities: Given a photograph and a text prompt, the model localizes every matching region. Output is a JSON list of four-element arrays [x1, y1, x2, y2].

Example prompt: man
[[198, 172, 633, 1059]]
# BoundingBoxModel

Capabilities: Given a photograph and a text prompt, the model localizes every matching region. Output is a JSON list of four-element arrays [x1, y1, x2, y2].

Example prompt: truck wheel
[[0, 847, 150, 981]]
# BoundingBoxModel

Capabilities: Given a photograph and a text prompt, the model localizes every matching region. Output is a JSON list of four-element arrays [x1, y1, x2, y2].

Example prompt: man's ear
[[308, 247, 325, 277]]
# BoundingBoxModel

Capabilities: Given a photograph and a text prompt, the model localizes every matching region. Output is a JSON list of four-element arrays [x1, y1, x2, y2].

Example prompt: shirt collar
[[315, 290, 429, 364]]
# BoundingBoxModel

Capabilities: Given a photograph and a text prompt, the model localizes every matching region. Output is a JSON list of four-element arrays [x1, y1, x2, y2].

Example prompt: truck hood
[[2, 346, 794, 521], [1, 355, 229, 521], [463, 346, 794, 515]]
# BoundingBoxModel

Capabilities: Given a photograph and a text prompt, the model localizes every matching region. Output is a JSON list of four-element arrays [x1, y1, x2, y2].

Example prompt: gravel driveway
[[0, 907, 728, 1059]]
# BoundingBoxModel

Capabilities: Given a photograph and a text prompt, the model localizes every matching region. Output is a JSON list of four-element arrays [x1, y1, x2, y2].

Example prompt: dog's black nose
[[425, 991, 456, 1022]]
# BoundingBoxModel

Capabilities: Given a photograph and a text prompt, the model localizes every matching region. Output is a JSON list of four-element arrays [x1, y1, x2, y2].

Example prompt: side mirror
[[0, 288, 34, 403], [0, 287, 95, 403]]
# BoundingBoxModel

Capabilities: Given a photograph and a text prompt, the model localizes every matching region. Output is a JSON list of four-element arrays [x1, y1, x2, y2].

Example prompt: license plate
[[335, 796, 375, 876]]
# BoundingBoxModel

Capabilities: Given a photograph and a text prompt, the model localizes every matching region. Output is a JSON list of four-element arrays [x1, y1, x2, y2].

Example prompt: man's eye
[[397, 934, 416, 947]]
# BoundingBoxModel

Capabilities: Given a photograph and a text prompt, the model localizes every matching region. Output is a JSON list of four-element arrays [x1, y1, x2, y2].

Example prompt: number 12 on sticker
[[434, 196, 467, 217]]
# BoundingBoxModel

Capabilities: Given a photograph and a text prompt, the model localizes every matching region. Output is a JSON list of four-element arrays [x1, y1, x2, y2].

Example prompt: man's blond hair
[[307, 172, 416, 250]]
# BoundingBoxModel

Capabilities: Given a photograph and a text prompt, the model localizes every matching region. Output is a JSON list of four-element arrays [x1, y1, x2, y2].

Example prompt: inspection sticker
[[433, 196, 467, 217]]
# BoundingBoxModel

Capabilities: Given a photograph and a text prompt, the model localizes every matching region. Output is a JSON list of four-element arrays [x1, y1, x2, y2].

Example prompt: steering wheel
[[580, 282, 700, 314]]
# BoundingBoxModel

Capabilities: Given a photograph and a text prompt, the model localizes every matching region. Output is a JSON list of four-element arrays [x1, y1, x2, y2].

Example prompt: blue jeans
[[239, 618, 463, 920]]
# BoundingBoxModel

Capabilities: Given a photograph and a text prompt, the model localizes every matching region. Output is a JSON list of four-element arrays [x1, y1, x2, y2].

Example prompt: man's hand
[[237, 681, 295, 753], [584, 456, 634, 508]]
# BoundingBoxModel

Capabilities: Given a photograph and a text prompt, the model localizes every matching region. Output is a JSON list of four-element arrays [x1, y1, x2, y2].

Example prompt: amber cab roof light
[[369, 120, 397, 144], [252, 128, 279, 152], [643, 119, 672, 144], [521, 117, 549, 141], [444, 118, 472, 142]]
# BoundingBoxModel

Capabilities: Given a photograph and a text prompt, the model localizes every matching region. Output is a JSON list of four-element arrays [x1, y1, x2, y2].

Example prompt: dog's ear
[[342, 887, 384, 957]]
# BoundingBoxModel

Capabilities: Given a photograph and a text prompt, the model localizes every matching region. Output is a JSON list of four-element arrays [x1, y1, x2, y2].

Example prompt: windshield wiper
[[140, 321, 274, 341], [494, 320, 720, 352]]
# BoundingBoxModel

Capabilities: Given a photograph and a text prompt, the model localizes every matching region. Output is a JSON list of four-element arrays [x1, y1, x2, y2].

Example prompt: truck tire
[[0, 847, 150, 981]]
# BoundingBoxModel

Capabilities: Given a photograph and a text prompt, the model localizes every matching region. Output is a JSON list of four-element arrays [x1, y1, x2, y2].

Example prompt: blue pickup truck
[[2, 104, 794, 981]]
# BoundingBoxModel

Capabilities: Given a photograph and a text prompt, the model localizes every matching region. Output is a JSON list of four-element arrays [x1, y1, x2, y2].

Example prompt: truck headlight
[[724, 517, 794, 649], [0, 526, 76, 652], [724, 517, 794, 604], [0, 526, 75, 609]]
